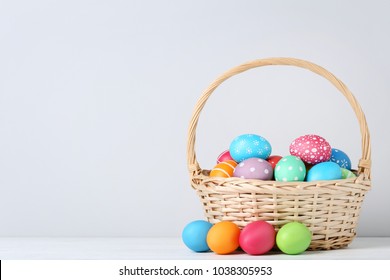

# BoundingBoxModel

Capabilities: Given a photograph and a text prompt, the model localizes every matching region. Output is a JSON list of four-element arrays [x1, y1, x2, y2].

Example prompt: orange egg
[[206, 221, 241, 254], [209, 160, 237, 178]]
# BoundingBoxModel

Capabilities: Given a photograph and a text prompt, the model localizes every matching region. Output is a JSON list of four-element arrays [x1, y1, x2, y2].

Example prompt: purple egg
[[233, 157, 273, 180]]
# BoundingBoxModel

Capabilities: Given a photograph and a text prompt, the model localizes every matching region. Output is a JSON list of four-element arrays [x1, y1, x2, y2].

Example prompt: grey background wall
[[0, 0, 389, 237]]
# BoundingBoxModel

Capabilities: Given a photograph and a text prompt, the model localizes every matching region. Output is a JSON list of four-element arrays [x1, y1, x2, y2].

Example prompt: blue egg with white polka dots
[[229, 134, 272, 163], [330, 148, 351, 170]]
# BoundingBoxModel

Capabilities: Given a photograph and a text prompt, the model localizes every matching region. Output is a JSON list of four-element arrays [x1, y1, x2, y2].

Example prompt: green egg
[[276, 222, 312, 255], [341, 168, 357, 179], [274, 155, 306, 182]]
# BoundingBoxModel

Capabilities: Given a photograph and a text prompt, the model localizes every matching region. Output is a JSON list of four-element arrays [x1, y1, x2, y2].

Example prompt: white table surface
[[0, 237, 389, 260]]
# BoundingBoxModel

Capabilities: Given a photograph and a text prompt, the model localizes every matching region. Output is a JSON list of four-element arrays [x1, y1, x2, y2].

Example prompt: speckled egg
[[290, 134, 331, 164], [330, 148, 352, 170], [306, 161, 342, 181], [229, 134, 272, 163], [274, 155, 306, 182], [233, 158, 273, 180]]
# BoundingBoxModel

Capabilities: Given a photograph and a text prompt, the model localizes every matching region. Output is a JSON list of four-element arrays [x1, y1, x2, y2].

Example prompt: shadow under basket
[[186, 57, 372, 250]]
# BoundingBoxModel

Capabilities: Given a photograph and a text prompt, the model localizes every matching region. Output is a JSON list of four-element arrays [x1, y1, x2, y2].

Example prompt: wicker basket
[[187, 57, 371, 250]]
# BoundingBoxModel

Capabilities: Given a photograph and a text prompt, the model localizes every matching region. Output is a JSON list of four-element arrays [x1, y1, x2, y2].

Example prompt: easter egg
[[306, 161, 342, 181], [217, 150, 234, 164], [276, 222, 312, 255], [182, 220, 213, 252], [330, 148, 352, 170], [274, 155, 306, 182], [290, 134, 331, 164], [239, 221, 276, 255], [267, 155, 283, 169], [341, 168, 357, 179], [233, 158, 273, 180], [207, 221, 240, 255], [210, 160, 238, 178], [229, 134, 272, 163]]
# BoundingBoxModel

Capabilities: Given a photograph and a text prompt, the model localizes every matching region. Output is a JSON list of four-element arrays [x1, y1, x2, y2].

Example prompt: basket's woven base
[[192, 171, 371, 250]]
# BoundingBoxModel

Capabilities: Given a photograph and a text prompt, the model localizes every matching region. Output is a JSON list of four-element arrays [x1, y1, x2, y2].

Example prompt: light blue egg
[[306, 161, 342, 181], [229, 134, 272, 163], [330, 148, 351, 170], [182, 220, 212, 252]]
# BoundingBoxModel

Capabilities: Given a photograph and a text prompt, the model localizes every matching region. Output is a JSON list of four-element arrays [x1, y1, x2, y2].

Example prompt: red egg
[[267, 155, 283, 169], [239, 221, 276, 255], [217, 150, 234, 163]]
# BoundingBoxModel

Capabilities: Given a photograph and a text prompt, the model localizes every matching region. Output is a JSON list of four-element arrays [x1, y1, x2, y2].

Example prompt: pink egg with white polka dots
[[289, 134, 331, 165], [233, 157, 273, 180]]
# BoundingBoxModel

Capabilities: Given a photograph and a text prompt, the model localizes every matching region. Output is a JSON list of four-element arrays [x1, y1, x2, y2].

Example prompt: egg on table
[[276, 222, 312, 255], [239, 221, 276, 255], [207, 221, 241, 255], [182, 220, 213, 252]]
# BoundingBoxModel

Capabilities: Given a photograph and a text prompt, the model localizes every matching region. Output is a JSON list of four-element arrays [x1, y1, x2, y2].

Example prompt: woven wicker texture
[[187, 57, 371, 250]]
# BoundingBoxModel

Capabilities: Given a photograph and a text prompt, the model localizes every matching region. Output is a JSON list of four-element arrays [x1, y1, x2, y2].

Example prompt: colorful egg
[[209, 160, 237, 178], [330, 148, 352, 170], [207, 221, 241, 255], [216, 150, 234, 163], [274, 155, 306, 182], [289, 134, 331, 164], [182, 220, 213, 252], [276, 222, 312, 255], [306, 161, 342, 181], [341, 168, 357, 179], [233, 158, 273, 180], [239, 221, 276, 255], [229, 134, 272, 163], [267, 155, 283, 169]]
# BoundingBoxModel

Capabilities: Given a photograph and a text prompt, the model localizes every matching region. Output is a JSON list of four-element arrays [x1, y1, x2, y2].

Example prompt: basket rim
[[191, 169, 371, 194]]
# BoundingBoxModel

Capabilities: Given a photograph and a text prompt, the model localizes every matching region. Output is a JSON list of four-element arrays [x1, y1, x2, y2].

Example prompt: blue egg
[[306, 161, 342, 181], [330, 148, 352, 170], [229, 134, 272, 163], [182, 220, 212, 252]]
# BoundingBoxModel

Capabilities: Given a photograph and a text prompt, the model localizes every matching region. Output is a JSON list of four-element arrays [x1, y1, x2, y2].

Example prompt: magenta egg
[[289, 134, 331, 165], [217, 150, 234, 164], [233, 158, 273, 180], [239, 221, 276, 255]]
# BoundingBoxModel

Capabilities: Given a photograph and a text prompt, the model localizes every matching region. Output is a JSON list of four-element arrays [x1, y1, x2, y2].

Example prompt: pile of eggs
[[211, 133, 356, 182], [182, 220, 312, 255]]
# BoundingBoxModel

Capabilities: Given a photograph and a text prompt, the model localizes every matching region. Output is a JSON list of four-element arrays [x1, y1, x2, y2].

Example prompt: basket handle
[[187, 57, 371, 179]]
